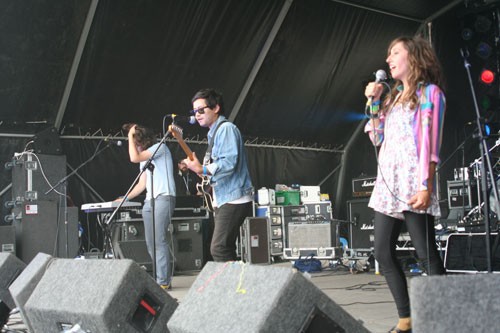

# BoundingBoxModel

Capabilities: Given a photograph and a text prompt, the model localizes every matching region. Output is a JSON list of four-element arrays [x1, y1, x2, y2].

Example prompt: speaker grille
[[288, 222, 331, 248]]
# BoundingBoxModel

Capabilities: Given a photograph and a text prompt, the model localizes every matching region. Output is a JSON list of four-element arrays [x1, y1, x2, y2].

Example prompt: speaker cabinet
[[32, 127, 63, 155], [0, 225, 16, 253], [8, 253, 53, 332], [10, 153, 66, 202], [411, 274, 500, 332], [288, 221, 332, 248], [347, 199, 374, 249], [0, 253, 26, 309], [13, 201, 79, 263], [24, 259, 178, 332], [172, 218, 206, 272], [167, 262, 370, 333], [111, 220, 152, 274]]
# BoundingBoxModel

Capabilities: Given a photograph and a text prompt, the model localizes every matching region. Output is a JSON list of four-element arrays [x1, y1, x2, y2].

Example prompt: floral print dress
[[368, 102, 441, 220]]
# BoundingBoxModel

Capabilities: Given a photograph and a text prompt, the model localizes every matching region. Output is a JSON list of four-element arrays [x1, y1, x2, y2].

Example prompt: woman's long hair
[[384, 36, 445, 110]]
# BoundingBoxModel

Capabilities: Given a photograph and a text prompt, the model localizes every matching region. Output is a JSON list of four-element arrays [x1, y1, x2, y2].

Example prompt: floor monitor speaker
[[167, 262, 370, 333], [0, 252, 26, 309], [411, 274, 500, 332], [8, 252, 53, 332], [24, 259, 178, 332]]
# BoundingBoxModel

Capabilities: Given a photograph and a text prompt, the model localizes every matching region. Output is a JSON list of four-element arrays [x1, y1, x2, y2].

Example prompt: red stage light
[[480, 69, 495, 84]]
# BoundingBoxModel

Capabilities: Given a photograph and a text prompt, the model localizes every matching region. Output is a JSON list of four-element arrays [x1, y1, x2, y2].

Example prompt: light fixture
[[476, 41, 492, 59], [480, 69, 495, 85]]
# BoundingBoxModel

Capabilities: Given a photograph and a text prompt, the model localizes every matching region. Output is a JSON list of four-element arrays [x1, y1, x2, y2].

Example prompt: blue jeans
[[142, 195, 175, 285]]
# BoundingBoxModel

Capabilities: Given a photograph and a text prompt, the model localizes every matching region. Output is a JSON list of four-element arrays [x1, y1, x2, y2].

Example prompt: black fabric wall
[[0, 136, 341, 252]]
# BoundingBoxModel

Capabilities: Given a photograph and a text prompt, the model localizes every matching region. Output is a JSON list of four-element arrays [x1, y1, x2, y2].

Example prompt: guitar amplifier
[[283, 220, 340, 260], [352, 176, 376, 197], [347, 199, 375, 249]]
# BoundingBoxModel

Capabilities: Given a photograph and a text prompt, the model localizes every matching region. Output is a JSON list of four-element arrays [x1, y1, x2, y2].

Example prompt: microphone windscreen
[[375, 69, 387, 82]]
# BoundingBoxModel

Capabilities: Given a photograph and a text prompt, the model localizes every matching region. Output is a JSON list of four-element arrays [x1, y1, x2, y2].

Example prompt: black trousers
[[211, 201, 253, 262], [373, 211, 445, 318]]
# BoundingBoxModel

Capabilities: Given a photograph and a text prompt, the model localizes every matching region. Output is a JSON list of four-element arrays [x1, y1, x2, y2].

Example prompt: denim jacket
[[205, 116, 253, 206]]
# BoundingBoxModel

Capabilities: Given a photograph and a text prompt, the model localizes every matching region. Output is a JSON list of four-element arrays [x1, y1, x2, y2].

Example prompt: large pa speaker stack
[[167, 262, 370, 332], [23, 259, 178, 332], [5, 144, 79, 263]]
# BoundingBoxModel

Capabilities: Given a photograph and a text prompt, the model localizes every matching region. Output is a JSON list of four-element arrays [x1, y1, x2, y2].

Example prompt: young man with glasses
[[183, 88, 254, 262]]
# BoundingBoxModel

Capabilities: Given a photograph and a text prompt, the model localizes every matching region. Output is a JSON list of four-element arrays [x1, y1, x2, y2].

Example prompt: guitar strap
[[203, 120, 228, 166]]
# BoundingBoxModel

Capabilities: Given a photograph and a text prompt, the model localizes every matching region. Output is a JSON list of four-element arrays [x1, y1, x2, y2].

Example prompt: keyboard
[[81, 201, 141, 213]]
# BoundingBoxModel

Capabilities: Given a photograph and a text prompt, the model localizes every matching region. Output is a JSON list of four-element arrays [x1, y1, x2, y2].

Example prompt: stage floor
[[2, 260, 410, 333]]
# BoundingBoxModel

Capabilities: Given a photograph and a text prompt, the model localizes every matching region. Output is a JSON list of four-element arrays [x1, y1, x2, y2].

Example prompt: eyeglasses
[[190, 106, 210, 115]]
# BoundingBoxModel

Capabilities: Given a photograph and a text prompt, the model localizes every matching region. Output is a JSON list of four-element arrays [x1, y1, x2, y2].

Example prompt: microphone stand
[[461, 49, 500, 272], [104, 130, 172, 282], [45, 141, 114, 258]]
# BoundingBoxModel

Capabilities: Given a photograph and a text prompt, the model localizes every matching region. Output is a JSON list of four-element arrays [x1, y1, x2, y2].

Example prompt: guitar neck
[[169, 124, 194, 160], [177, 138, 194, 161]]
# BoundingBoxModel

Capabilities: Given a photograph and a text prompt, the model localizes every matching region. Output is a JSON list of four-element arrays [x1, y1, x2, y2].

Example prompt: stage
[[2, 260, 407, 333]]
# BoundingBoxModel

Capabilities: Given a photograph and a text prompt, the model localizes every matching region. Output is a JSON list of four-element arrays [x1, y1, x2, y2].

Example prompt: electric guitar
[[168, 124, 214, 212]]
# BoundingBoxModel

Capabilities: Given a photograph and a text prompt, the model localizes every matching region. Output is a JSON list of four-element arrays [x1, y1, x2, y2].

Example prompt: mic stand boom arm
[[461, 49, 500, 273]]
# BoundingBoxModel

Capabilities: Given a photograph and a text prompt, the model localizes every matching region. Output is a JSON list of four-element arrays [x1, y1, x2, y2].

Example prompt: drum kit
[[454, 138, 500, 231]]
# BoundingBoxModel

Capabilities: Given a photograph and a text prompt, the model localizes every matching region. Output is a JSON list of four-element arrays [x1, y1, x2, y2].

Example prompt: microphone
[[104, 138, 123, 146], [166, 114, 196, 125], [367, 69, 387, 106]]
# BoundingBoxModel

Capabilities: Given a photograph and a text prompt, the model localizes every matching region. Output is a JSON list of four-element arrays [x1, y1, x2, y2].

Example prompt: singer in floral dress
[[364, 36, 446, 333]]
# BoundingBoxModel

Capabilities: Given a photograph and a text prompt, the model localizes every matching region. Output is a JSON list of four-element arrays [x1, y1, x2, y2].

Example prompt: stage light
[[480, 95, 491, 109], [474, 14, 492, 33], [476, 41, 492, 59], [480, 69, 495, 85], [461, 27, 474, 41], [485, 123, 492, 136], [484, 121, 500, 137]]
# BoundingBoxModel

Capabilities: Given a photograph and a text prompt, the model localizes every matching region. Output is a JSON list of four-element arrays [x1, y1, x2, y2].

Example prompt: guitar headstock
[[168, 124, 184, 140]]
